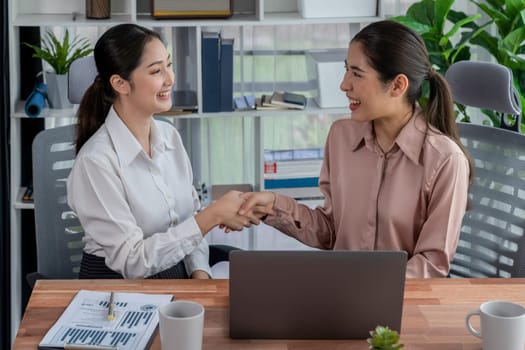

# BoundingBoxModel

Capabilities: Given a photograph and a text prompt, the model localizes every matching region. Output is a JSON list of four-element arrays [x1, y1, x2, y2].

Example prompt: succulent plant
[[367, 325, 404, 350]]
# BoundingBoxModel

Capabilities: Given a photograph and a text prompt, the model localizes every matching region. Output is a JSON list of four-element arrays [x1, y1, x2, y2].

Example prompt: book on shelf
[[264, 159, 323, 179], [234, 95, 256, 111], [263, 147, 323, 191], [171, 90, 198, 111], [201, 32, 221, 112], [270, 91, 307, 110], [256, 94, 288, 110], [38, 289, 172, 350], [264, 176, 319, 189], [201, 32, 235, 113], [219, 38, 234, 112], [283, 91, 308, 107]]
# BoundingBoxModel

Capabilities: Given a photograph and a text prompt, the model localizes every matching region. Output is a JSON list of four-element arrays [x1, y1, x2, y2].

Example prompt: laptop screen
[[229, 250, 407, 339]]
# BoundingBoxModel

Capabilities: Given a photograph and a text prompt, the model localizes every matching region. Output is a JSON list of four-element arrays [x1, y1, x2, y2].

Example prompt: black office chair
[[445, 61, 525, 277]]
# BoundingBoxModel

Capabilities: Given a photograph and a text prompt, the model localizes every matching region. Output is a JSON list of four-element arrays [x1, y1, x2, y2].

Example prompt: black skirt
[[79, 252, 189, 279]]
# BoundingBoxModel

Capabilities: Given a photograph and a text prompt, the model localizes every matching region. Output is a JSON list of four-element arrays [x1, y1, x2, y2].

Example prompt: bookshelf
[[8, 0, 385, 344]]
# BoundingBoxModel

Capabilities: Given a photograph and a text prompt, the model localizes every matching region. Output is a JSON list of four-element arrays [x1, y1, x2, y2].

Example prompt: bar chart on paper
[[39, 290, 173, 350], [55, 327, 138, 348]]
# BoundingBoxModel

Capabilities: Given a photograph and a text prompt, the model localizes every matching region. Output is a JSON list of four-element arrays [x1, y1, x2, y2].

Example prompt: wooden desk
[[12, 278, 525, 350]]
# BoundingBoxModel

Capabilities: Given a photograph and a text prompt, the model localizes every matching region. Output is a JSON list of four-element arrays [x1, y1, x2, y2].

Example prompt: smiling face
[[339, 41, 394, 122], [123, 38, 174, 116]]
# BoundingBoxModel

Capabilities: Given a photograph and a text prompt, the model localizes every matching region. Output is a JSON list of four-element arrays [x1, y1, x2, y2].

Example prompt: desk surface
[[12, 278, 525, 350]]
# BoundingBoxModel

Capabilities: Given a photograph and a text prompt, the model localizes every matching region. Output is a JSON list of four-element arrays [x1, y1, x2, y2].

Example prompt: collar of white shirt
[[105, 107, 176, 167]]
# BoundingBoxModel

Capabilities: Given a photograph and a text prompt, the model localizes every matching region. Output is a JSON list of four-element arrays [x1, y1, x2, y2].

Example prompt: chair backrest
[[29, 56, 94, 279], [445, 60, 522, 131], [68, 55, 97, 104], [446, 60, 525, 277], [32, 124, 84, 279], [451, 123, 525, 277]]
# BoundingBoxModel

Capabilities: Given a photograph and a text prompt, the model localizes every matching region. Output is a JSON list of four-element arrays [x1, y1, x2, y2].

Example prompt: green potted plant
[[24, 29, 93, 109], [392, 0, 525, 132], [367, 325, 404, 350], [391, 0, 489, 122]]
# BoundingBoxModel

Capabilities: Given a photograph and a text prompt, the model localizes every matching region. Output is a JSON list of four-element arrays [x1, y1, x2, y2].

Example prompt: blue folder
[[201, 32, 221, 113]]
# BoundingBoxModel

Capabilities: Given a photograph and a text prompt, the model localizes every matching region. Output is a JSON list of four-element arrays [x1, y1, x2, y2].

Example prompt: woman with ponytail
[[239, 20, 472, 278], [67, 24, 265, 279]]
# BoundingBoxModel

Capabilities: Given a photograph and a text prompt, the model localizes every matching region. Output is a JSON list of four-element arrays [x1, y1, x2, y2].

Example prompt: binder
[[219, 38, 234, 112], [201, 32, 221, 112]]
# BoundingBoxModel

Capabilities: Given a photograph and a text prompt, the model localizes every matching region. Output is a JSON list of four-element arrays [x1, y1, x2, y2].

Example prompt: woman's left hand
[[191, 270, 210, 279]]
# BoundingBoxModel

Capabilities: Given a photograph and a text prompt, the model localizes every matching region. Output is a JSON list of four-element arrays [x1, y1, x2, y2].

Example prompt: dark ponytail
[[352, 20, 472, 184], [426, 69, 455, 142], [75, 24, 162, 154], [75, 76, 113, 153]]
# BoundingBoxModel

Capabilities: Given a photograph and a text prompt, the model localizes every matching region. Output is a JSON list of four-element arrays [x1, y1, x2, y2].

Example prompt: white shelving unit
[[8, 0, 383, 343]]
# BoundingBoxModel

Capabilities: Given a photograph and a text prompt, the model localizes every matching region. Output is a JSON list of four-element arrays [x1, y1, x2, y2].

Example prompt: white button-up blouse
[[67, 107, 210, 279]]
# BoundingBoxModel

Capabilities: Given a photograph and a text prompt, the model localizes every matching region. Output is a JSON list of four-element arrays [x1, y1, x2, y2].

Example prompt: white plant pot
[[45, 71, 72, 109]]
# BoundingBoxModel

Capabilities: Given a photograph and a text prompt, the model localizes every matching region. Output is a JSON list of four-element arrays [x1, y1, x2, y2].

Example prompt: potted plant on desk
[[23, 29, 93, 109], [367, 325, 404, 350]]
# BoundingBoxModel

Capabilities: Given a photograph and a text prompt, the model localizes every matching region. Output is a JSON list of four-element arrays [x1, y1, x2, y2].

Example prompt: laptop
[[229, 250, 407, 339]]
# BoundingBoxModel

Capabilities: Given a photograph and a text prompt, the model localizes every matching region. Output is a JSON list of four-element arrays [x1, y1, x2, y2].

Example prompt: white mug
[[159, 300, 205, 350], [466, 300, 525, 350]]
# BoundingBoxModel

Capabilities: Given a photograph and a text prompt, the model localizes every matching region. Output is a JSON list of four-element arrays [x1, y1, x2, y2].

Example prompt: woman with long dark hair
[[240, 20, 472, 278], [67, 24, 259, 279]]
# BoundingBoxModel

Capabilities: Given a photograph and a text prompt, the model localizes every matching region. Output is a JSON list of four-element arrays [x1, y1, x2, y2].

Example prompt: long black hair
[[75, 23, 162, 153], [352, 20, 472, 183]]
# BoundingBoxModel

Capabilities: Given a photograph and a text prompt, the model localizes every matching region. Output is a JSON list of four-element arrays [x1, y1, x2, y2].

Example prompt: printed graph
[[119, 311, 154, 329], [56, 326, 138, 348]]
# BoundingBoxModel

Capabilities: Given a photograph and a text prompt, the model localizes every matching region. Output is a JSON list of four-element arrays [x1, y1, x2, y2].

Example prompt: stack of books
[[263, 148, 323, 200], [256, 91, 307, 110]]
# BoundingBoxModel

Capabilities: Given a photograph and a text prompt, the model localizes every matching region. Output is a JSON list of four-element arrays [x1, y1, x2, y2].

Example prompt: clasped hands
[[212, 190, 275, 233]]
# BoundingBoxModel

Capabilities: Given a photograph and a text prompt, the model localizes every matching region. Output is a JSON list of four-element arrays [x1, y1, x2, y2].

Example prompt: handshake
[[199, 191, 276, 234]]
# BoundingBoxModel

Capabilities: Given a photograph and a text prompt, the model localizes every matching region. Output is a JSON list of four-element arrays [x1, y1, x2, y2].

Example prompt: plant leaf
[[22, 29, 92, 74], [390, 15, 433, 35], [434, 0, 454, 34], [501, 26, 525, 53], [407, 0, 435, 27], [442, 13, 481, 44]]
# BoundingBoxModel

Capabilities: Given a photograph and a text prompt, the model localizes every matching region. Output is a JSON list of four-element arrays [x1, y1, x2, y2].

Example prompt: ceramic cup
[[159, 300, 205, 350], [466, 300, 525, 350]]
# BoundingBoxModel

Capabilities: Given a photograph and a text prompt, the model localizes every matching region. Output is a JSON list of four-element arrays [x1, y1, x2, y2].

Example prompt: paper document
[[39, 289, 173, 350]]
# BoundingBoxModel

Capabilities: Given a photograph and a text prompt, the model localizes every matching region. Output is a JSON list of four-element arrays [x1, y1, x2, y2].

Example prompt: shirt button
[[192, 241, 198, 247]]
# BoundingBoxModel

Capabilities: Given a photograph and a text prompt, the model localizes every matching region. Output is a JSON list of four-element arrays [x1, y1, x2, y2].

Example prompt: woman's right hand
[[239, 191, 275, 217], [195, 190, 254, 234]]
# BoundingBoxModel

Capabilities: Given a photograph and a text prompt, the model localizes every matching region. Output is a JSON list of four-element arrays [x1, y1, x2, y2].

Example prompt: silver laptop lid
[[229, 250, 407, 339]]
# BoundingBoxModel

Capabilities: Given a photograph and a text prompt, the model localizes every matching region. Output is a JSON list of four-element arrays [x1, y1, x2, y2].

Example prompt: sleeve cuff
[[167, 216, 203, 241], [184, 239, 212, 277]]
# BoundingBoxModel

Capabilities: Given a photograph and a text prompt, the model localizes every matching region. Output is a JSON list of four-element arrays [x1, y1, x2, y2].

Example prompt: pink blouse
[[265, 110, 470, 278]]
